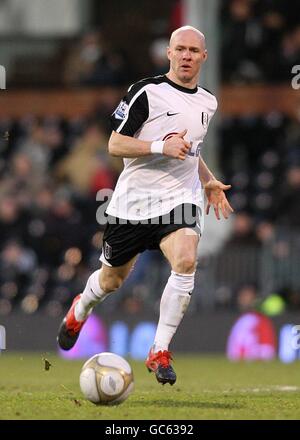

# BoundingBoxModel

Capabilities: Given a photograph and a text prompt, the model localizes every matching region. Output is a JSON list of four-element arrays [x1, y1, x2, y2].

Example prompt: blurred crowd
[[7, 1, 300, 87], [209, 111, 300, 311], [62, 30, 170, 88], [63, 30, 132, 88], [62, 0, 300, 87], [221, 0, 300, 83], [0, 113, 122, 316], [221, 113, 300, 223]]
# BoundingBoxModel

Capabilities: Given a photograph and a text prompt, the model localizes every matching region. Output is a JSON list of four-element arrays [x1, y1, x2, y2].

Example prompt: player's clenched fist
[[163, 129, 190, 160]]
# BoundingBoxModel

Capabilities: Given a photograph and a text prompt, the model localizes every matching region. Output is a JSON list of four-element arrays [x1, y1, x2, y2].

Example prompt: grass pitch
[[1, 353, 300, 420]]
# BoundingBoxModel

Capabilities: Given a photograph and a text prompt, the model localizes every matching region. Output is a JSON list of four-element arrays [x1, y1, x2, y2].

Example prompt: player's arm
[[198, 154, 217, 185], [108, 131, 152, 157], [198, 155, 234, 220], [108, 130, 190, 160]]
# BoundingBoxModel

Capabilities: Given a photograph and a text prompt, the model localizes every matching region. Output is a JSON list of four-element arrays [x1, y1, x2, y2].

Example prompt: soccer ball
[[79, 352, 134, 405]]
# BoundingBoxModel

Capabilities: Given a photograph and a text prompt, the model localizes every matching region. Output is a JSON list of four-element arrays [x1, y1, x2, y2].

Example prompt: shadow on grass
[[130, 399, 243, 409]]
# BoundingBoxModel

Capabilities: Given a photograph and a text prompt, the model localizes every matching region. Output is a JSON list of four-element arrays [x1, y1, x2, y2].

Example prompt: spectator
[[55, 121, 115, 195], [63, 30, 129, 87], [275, 166, 300, 228]]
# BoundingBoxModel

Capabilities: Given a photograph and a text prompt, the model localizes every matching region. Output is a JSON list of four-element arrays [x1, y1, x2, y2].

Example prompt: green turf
[[1, 353, 300, 419]]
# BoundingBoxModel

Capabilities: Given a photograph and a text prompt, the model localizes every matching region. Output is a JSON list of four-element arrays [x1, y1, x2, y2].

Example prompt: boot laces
[[153, 350, 173, 368]]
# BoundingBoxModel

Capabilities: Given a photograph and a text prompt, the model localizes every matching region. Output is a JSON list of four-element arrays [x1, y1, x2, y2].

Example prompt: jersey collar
[[163, 75, 198, 94]]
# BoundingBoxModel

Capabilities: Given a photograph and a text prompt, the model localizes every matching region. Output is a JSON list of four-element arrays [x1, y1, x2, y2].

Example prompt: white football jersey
[[106, 75, 217, 220]]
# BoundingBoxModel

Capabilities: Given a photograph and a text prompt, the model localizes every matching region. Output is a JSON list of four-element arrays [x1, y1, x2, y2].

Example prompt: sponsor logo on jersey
[[114, 100, 128, 120], [187, 141, 202, 157], [201, 112, 208, 128], [167, 111, 179, 116]]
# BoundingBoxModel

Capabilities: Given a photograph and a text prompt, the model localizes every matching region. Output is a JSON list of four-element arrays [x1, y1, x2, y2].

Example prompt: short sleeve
[[110, 83, 149, 136]]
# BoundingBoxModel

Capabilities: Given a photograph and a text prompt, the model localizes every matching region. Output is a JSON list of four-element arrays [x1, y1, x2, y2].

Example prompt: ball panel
[[100, 369, 125, 396], [119, 369, 134, 391], [95, 352, 132, 374], [111, 381, 134, 405], [95, 368, 127, 405], [81, 354, 99, 370], [79, 367, 99, 403]]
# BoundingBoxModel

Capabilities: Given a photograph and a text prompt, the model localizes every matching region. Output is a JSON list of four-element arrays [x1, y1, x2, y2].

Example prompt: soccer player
[[58, 25, 233, 385]]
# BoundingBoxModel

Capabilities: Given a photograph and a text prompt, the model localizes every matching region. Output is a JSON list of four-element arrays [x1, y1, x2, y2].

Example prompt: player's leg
[[75, 256, 138, 321], [58, 217, 146, 350], [57, 256, 137, 350], [146, 227, 199, 384], [155, 227, 198, 348]]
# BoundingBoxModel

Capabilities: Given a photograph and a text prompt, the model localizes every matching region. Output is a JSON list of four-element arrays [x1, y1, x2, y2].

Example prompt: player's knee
[[173, 255, 196, 274], [100, 274, 124, 293]]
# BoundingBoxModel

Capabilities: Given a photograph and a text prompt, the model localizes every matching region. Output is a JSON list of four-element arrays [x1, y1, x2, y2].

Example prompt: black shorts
[[100, 203, 202, 267]]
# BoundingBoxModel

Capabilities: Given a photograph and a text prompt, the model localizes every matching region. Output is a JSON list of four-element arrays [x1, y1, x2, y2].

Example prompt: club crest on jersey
[[103, 241, 112, 260], [114, 100, 128, 120], [201, 112, 208, 129]]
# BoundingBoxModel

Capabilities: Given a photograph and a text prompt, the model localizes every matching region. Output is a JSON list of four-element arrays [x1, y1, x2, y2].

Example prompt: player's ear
[[202, 50, 208, 62], [167, 46, 171, 61]]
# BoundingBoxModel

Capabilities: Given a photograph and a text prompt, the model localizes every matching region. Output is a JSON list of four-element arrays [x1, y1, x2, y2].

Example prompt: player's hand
[[163, 129, 190, 160], [204, 179, 234, 220]]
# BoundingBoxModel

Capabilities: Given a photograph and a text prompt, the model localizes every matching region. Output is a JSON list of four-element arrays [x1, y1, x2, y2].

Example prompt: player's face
[[167, 30, 207, 85]]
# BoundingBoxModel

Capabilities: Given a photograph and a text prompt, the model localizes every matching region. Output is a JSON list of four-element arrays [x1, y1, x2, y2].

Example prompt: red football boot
[[57, 294, 87, 350], [145, 347, 176, 385]]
